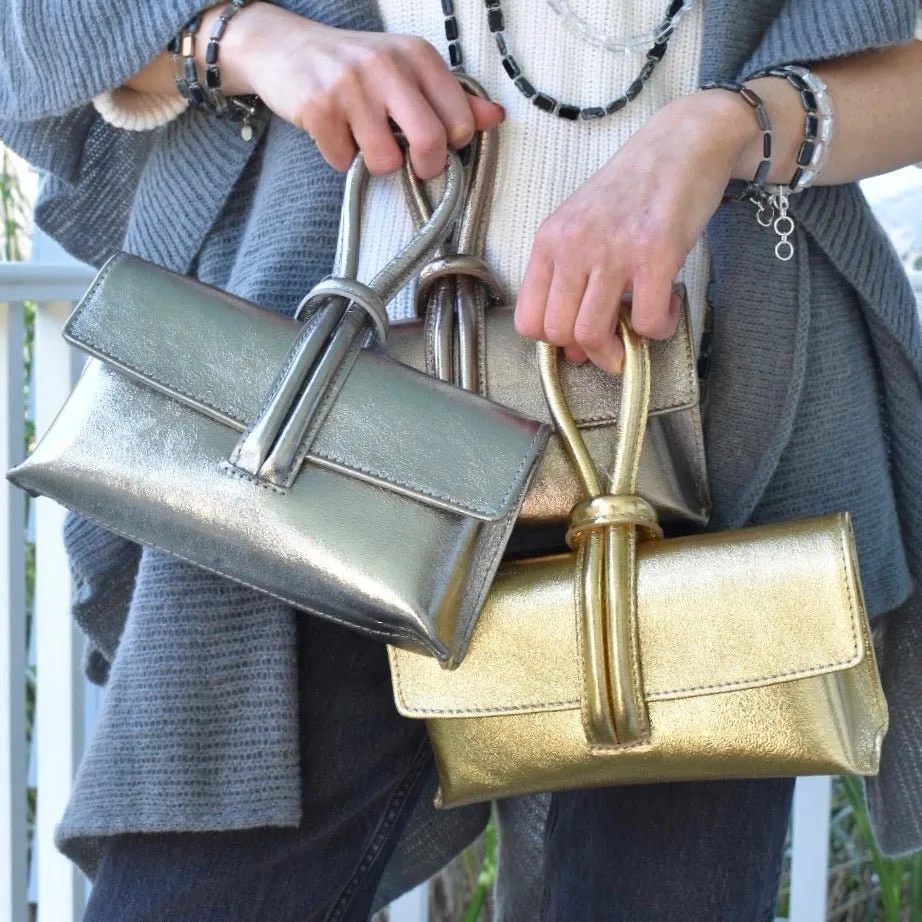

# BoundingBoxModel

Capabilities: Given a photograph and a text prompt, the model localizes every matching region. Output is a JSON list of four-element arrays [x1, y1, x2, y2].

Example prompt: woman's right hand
[[216, 2, 504, 178]]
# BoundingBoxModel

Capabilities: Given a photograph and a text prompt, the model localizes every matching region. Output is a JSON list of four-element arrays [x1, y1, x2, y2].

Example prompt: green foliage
[[462, 822, 497, 922], [1, 146, 30, 261]]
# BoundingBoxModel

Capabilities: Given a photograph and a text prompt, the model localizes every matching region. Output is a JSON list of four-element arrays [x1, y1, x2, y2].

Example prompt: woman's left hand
[[514, 89, 768, 373]]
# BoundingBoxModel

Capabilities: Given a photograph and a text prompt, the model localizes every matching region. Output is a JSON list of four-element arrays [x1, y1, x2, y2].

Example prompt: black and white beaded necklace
[[438, 0, 690, 121]]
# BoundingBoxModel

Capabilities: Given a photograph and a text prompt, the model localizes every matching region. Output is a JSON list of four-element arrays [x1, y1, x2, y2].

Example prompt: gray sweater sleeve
[[0, 1, 205, 122], [741, 0, 919, 75]]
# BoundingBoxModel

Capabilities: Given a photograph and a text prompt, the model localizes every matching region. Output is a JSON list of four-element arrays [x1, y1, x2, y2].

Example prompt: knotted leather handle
[[538, 326, 660, 747], [403, 74, 505, 392], [231, 149, 466, 488]]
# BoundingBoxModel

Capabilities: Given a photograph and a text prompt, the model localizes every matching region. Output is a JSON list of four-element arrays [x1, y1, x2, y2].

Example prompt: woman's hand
[[514, 88, 794, 373], [217, 2, 504, 178]]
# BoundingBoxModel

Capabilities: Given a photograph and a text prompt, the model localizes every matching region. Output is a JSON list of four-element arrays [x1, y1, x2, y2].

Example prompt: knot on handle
[[566, 494, 664, 550]]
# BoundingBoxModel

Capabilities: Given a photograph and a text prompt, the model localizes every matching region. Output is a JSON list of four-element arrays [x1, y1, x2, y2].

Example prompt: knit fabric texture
[[2, 0, 922, 879]]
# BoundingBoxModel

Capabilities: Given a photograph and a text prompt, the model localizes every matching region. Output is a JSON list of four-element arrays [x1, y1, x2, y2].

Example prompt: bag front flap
[[390, 514, 868, 716], [64, 253, 546, 521], [387, 304, 699, 428]]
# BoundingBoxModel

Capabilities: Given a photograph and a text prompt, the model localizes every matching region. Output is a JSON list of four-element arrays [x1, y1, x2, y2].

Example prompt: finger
[[564, 346, 589, 365], [310, 114, 358, 172], [515, 248, 554, 341], [574, 272, 625, 375], [573, 270, 627, 356], [469, 95, 506, 134], [543, 262, 589, 348], [347, 97, 404, 175], [413, 66, 479, 149], [383, 78, 449, 179], [631, 271, 681, 340]]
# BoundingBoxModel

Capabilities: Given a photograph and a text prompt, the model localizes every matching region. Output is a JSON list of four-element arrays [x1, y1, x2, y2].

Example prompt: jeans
[[85, 615, 794, 922]]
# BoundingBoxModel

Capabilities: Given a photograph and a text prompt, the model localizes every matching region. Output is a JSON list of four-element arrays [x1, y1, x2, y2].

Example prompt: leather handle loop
[[537, 326, 654, 747], [404, 75, 502, 391], [231, 149, 466, 485]]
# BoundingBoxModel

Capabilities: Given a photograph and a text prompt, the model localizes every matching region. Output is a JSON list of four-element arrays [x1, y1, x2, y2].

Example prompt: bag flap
[[387, 301, 699, 428], [390, 514, 868, 716], [63, 253, 547, 521]]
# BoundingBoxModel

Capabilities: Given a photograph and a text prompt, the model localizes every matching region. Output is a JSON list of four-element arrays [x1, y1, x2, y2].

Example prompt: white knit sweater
[[359, 0, 710, 345]]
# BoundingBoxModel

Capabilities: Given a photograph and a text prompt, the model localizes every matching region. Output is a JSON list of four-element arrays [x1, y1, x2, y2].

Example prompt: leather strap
[[538, 327, 655, 747], [231, 148, 466, 487]]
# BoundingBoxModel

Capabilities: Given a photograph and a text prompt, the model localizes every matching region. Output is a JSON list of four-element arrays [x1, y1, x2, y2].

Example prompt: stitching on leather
[[312, 422, 545, 519], [575, 545, 597, 743], [56, 504, 428, 649], [277, 333, 365, 489], [390, 651, 577, 715], [72, 330, 250, 427], [646, 525, 861, 699], [72, 313, 539, 517], [397, 522, 863, 715], [64, 253, 123, 340], [229, 309, 328, 466], [626, 535, 651, 737], [219, 462, 287, 494]]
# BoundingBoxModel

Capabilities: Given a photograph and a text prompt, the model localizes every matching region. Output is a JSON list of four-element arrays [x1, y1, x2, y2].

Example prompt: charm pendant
[[771, 191, 794, 261], [751, 190, 795, 262]]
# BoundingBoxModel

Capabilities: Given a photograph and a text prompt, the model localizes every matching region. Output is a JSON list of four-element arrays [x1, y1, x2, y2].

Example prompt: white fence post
[[34, 301, 85, 922], [788, 775, 833, 922], [0, 300, 27, 922], [387, 884, 429, 922]]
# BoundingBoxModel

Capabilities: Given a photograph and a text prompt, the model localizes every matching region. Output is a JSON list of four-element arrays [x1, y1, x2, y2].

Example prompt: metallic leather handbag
[[7, 151, 549, 667], [388, 323, 889, 807], [384, 76, 711, 545]]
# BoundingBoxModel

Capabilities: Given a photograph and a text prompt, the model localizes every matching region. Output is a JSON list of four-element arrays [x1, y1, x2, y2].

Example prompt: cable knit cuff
[[92, 86, 188, 131]]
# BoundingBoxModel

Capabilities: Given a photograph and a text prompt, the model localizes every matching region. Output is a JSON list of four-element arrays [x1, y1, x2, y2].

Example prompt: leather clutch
[[8, 152, 549, 667], [388, 326, 888, 806]]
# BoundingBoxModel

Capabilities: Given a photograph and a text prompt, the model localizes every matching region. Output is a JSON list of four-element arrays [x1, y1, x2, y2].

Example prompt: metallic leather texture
[[387, 327, 888, 805], [8, 175, 551, 666], [384, 80, 710, 536], [387, 302, 710, 534]]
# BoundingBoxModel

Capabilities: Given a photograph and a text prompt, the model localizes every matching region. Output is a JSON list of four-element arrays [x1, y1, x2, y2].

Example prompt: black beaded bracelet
[[746, 66, 821, 192], [168, 14, 209, 110], [700, 80, 773, 201], [204, 0, 259, 138]]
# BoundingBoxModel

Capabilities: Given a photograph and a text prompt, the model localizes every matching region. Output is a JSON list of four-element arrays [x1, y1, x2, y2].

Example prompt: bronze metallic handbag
[[388, 323, 888, 807], [7, 151, 549, 667], [384, 77, 711, 546]]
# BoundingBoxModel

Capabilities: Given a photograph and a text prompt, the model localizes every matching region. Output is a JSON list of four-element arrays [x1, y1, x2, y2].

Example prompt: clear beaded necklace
[[438, 0, 690, 121], [547, 0, 699, 54]]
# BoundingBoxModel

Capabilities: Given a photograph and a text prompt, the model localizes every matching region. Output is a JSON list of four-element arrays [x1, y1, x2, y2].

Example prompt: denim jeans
[[85, 615, 794, 922]]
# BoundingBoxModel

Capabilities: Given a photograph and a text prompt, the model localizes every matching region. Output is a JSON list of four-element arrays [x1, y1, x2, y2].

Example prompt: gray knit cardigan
[[2, 0, 922, 880]]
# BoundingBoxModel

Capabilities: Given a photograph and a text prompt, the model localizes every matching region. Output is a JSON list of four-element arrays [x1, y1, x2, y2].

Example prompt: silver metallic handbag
[[384, 77, 710, 550], [7, 151, 548, 667]]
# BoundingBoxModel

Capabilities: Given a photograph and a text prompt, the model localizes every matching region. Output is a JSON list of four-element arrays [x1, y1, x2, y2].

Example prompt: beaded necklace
[[438, 0, 690, 121], [547, 0, 698, 54]]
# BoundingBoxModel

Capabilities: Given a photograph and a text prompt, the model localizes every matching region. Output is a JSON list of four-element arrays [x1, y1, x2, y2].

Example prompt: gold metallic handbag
[[385, 77, 710, 546], [7, 151, 549, 667], [388, 323, 888, 807]]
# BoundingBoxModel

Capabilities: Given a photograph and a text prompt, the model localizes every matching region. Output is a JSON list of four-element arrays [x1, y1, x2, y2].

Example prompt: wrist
[[196, 0, 276, 97]]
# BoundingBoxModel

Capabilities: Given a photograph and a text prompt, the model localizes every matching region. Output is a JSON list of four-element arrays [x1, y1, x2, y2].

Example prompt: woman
[[3, 1, 922, 919]]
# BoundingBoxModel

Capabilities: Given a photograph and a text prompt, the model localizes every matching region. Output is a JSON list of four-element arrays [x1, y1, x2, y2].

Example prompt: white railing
[[2, 245, 921, 922]]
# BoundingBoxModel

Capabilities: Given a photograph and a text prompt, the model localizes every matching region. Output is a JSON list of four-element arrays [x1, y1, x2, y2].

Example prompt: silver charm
[[771, 190, 795, 262]]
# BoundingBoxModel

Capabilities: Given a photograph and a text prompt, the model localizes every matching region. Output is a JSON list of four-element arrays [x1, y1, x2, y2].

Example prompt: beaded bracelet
[[204, 0, 259, 139], [168, 15, 209, 110], [699, 81, 772, 198], [747, 64, 834, 192], [700, 80, 796, 262]]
